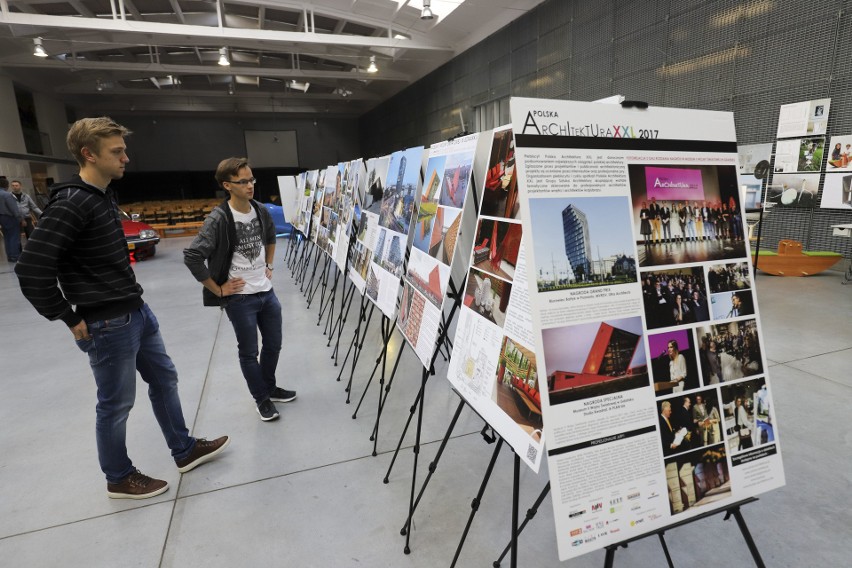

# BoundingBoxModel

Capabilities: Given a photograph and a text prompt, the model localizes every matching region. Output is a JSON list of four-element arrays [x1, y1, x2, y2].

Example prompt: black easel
[[351, 314, 396, 418], [493, 482, 550, 567], [343, 301, 377, 402], [602, 497, 765, 568]]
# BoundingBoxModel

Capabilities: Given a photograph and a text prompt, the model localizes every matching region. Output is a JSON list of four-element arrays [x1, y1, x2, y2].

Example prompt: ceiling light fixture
[[367, 55, 378, 73], [228, 83, 234, 95], [33, 37, 48, 58], [218, 47, 230, 66], [421, 0, 434, 20], [95, 79, 103, 92]]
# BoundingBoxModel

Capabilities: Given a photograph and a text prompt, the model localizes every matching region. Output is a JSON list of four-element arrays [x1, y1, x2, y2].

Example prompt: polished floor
[[1, 236, 850, 567]]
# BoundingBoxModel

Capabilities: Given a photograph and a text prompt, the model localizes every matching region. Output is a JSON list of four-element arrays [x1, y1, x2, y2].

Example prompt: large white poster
[[398, 134, 479, 366], [446, 125, 545, 472], [364, 146, 425, 319], [510, 98, 785, 561], [294, 169, 318, 235]]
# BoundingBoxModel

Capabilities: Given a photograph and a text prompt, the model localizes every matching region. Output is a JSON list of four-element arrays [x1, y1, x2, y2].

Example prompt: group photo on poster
[[657, 388, 724, 457], [696, 319, 763, 384], [641, 266, 711, 329], [628, 164, 747, 267]]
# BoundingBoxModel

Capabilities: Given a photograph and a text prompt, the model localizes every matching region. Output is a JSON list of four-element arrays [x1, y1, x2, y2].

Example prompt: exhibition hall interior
[[1, 0, 851, 566]]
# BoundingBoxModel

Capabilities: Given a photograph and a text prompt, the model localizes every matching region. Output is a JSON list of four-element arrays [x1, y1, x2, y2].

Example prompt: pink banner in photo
[[645, 167, 704, 201]]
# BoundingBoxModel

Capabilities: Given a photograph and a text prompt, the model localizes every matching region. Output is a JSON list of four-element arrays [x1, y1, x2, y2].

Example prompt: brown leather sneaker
[[175, 436, 230, 473], [107, 470, 169, 500]]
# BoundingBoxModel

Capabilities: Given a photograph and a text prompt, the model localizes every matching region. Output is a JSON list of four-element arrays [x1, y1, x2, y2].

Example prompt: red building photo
[[544, 317, 649, 405]]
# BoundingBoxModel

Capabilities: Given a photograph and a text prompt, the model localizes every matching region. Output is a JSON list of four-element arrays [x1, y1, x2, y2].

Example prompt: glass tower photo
[[562, 204, 592, 281]]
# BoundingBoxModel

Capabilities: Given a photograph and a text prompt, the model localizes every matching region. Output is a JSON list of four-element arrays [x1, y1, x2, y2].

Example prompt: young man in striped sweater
[[15, 117, 230, 499]]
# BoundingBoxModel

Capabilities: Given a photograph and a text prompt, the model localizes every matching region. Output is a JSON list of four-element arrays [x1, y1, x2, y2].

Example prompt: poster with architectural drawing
[[510, 97, 785, 561], [445, 125, 544, 472], [364, 146, 425, 319], [398, 134, 478, 366]]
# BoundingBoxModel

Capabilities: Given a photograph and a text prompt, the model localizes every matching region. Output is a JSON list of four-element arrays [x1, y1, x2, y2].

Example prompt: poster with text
[[351, 156, 391, 294], [365, 146, 425, 319], [776, 98, 830, 139], [295, 169, 318, 235], [398, 134, 478, 366], [446, 125, 545, 473], [510, 97, 784, 561], [309, 167, 327, 244]]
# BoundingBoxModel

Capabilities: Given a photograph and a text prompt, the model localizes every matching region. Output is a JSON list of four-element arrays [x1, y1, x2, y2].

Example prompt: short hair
[[66, 117, 131, 166], [11, 180, 21, 185], [215, 157, 250, 188], [0, 177, 8, 189], [661, 401, 671, 412]]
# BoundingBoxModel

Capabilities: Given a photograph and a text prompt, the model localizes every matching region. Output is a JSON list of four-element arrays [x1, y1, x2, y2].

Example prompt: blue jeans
[[0, 214, 21, 261], [224, 290, 282, 403], [76, 304, 195, 483]]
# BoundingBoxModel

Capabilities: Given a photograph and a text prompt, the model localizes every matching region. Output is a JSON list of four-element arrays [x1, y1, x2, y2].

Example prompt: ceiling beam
[[0, 11, 451, 51], [0, 57, 411, 81]]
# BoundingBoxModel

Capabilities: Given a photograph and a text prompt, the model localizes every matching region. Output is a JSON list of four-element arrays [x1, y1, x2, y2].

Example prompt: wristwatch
[[266, 263, 274, 270]]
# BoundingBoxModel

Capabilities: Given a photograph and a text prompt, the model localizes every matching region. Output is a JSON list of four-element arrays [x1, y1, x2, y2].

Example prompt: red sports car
[[120, 210, 160, 259]]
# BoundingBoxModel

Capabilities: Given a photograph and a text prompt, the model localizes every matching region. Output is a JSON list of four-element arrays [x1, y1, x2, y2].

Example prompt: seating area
[[121, 198, 220, 237], [752, 239, 843, 276], [509, 375, 541, 418]]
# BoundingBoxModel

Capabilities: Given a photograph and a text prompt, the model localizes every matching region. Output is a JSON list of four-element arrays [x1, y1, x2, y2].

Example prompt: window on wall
[[474, 98, 511, 131]]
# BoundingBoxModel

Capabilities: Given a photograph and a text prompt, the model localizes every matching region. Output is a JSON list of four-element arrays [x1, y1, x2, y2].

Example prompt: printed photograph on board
[[819, 173, 852, 209], [628, 164, 747, 267], [372, 227, 406, 278], [364, 156, 390, 214], [695, 319, 763, 385], [439, 148, 475, 208], [647, 329, 700, 396], [481, 127, 520, 219], [825, 135, 852, 171], [463, 267, 512, 327], [493, 336, 543, 442], [641, 266, 710, 330], [379, 147, 423, 235], [773, 137, 824, 173], [542, 316, 648, 406], [711, 289, 755, 320], [529, 196, 636, 291], [720, 378, 775, 454], [657, 389, 723, 457], [765, 173, 819, 208], [405, 246, 451, 307], [472, 218, 523, 282], [707, 261, 753, 293], [664, 443, 731, 516]]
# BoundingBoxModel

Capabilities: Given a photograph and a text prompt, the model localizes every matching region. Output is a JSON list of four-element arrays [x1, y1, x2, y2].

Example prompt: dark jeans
[[0, 214, 21, 262], [224, 290, 282, 403], [76, 304, 195, 483]]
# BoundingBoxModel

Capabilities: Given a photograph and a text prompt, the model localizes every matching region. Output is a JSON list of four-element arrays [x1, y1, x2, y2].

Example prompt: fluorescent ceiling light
[[290, 80, 311, 93], [33, 37, 48, 57]]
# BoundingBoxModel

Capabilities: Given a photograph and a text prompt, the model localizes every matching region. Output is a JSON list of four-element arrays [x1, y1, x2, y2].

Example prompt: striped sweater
[[14, 175, 143, 327]]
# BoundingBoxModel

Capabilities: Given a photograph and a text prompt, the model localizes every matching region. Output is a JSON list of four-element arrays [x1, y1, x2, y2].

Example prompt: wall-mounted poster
[[737, 144, 771, 213], [350, 156, 390, 293], [510, 97, 784, 561], [824, 135, 852, 172], [737, 143, 772, 176], [819, 173, 852, 209], [398, 134, 479, 366], [364, 146, 425, 319], [766, 173, 820, 208], [446, 124, 545, 473], [776, 98, 830, 139], [773, 137, 824, 173]]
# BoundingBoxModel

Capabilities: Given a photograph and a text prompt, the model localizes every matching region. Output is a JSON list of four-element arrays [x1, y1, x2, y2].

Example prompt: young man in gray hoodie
[[184, 157, 296, 421]]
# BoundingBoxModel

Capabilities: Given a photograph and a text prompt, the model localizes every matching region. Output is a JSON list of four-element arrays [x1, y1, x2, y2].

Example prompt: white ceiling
[[0, 0, 544, 116]]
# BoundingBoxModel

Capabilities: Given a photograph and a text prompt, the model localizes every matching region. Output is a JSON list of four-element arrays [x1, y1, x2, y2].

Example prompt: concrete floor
[[0, 236, 850, 567]]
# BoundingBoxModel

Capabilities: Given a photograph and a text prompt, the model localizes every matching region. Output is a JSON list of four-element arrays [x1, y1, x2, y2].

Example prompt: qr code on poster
[[526, 443, 538, 463]]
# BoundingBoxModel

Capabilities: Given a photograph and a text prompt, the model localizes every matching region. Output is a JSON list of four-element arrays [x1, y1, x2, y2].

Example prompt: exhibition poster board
[[509, 97, 785, 561], [317, 164, 338, 255], [309, 167, 326, 244], [397, 133, 479, 366], [335, 159, 366, 272], [445, 125, 545, 472], [294, 169, 318, 235], [364, 146, 425, 319], [351, 156, 390, 294], [775, 98, 830, 139]]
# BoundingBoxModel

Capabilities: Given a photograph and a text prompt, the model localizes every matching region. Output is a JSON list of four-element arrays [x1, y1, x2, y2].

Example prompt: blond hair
[[66, 117, 131, 166]]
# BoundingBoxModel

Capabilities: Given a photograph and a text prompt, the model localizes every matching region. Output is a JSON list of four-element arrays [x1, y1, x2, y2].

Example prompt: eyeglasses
[[226, 177, 257, 186]]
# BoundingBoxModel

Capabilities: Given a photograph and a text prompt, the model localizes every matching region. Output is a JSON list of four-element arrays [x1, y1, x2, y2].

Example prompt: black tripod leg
[[493, 482, 551, 567], [399, 399, 466, 525], [726, 506, 767, 568], [403, 367, 428, 555], [450, 437, 504, 568], [658, 532, 674, 568], [510, 452, 520, 568], [383, 383, 422, 484]]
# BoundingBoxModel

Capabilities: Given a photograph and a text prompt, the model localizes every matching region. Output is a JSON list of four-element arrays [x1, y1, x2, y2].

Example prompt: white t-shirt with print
[[228, 203, 272, 294]]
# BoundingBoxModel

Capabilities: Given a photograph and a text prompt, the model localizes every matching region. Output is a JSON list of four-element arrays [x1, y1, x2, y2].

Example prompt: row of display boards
[[282, 98, 784, 563]]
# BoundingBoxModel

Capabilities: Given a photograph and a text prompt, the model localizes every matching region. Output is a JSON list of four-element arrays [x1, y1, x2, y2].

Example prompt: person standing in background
[[0, 177, 24, 262], [10, 180, 43, 240]]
